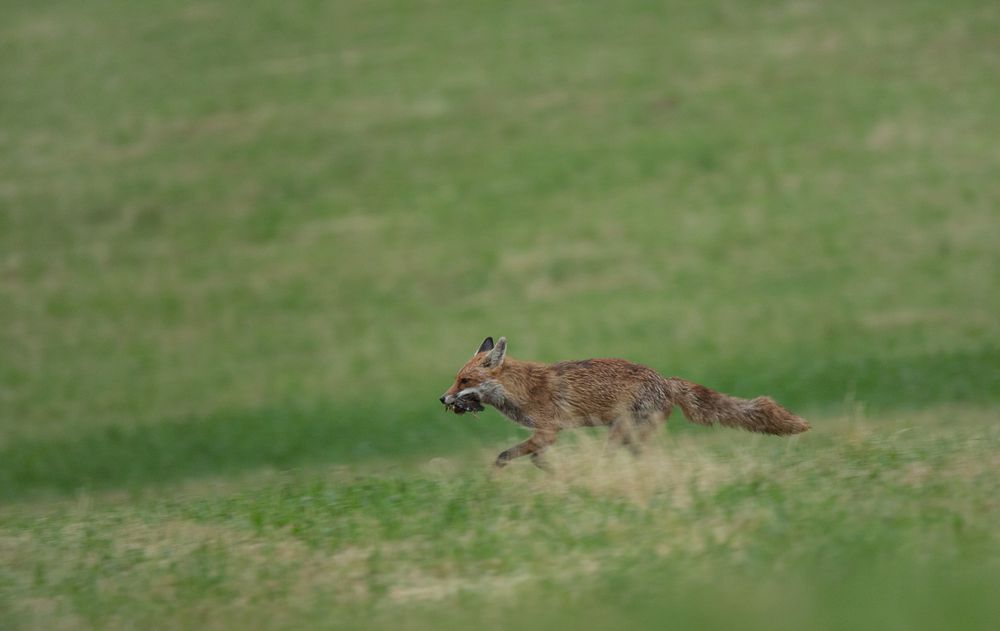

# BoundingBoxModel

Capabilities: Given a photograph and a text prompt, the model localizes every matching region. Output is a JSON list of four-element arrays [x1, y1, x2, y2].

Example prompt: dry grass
[[2, 405, 998, 629]]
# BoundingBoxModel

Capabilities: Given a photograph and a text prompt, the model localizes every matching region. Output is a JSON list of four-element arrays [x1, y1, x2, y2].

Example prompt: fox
[[440, 336, 809, 470]]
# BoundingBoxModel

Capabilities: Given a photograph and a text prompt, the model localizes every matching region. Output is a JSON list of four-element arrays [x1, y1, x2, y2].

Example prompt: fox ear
[[476, 337, 494, 355], [483, 336, 506, 368]]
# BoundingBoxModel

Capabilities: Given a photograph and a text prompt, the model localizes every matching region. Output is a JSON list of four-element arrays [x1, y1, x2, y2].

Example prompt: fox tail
[[664, 377, 809, 436]]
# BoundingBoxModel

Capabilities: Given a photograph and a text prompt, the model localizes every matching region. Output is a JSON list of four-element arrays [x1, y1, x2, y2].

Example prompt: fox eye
[[459, 378, 470, 385]]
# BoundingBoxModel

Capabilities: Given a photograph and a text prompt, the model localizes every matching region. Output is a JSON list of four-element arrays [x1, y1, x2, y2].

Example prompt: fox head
[[439, 336, 507, 409]]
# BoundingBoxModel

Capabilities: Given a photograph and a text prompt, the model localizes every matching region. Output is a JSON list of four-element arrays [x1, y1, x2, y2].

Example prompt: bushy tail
[[664, 378, 809, 436]]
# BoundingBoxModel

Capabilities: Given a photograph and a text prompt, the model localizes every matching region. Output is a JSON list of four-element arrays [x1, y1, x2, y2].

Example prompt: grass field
[[2, 0, 999, 628]]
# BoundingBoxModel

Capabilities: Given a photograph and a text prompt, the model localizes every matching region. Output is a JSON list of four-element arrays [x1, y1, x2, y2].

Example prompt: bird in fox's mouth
[[440, 393, 485, 415]]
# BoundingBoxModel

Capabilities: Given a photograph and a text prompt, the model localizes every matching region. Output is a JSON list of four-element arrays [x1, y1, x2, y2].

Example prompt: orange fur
[[441, 337, 809, 470]]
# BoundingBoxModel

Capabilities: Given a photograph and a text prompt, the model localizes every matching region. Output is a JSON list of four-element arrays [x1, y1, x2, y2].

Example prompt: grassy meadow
[[1, 0, 999, 628]]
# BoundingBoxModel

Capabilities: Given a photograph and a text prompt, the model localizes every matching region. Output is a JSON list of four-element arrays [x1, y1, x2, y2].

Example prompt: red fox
[[440, 337, 809, 470]]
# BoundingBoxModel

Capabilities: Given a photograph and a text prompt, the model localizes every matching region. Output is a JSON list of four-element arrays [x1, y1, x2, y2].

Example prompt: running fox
[[440, 337, 809, 470]]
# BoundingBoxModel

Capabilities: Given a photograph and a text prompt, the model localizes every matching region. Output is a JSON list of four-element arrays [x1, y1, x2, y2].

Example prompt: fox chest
[[477, 380, 537, 428], [492, 400, 536, 428]]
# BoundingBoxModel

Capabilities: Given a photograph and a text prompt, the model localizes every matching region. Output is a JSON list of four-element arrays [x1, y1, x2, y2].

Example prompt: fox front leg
[[494, 431, 557, 471]]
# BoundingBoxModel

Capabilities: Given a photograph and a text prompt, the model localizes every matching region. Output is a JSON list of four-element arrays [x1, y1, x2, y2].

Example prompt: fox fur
[[440, 336, 809, 470]]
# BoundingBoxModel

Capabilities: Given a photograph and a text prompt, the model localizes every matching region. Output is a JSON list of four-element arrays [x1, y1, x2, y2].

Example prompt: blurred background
[[3, 0, 996, 488], [1, 0, 998, 628]]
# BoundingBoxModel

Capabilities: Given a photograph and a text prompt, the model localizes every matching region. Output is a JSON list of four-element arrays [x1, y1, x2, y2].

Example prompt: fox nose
[[439, 395, 447, 404]]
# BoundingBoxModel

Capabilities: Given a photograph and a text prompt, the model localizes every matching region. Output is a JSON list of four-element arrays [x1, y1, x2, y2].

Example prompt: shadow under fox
[[440, 337, 809, 470]]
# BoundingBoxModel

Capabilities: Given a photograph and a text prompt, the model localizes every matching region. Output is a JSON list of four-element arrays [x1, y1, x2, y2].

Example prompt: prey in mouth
[[443, 393, 485, 415], [440, 337, 503, 417]]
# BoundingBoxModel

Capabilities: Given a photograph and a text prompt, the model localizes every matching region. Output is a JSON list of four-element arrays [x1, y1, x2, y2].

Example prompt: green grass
[[3, 409, 998, 630], [1, 0, 999, 628]]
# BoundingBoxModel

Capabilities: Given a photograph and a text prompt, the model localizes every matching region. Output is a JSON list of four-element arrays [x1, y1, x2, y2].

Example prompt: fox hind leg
[[607, 417, 641, 455], [635, 410, 667, 448], [607, 409, 668, 455]]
